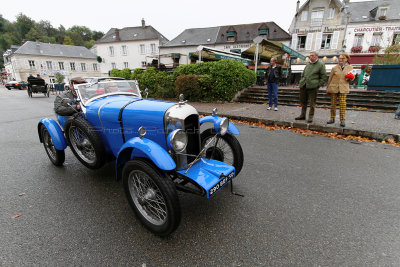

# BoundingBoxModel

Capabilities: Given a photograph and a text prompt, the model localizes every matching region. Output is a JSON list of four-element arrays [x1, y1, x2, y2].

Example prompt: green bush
[[55, 72, 65, 84], [174, 75, 213, 101], [131, 67, 174, 98], [173, 60, 256, 101], [109, 68, 120, 77], [119, 68, 132, 80]]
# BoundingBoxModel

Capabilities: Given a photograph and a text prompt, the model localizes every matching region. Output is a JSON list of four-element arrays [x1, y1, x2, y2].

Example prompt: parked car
[[38, 80, 244, 236], [5, 81, 28, 90]]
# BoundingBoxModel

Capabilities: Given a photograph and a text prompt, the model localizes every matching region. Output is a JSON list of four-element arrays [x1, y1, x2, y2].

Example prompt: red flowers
[[346, 72, 355, 80]]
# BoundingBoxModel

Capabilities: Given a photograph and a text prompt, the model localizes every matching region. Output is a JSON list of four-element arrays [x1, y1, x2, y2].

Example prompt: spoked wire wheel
[[123, 160, 181, 236], [201, 128, 244, 175], [68, 126, 96, 165], [41, 125, 65, 166], [128, 169, 167, 226], [65, 117, 105, 169]]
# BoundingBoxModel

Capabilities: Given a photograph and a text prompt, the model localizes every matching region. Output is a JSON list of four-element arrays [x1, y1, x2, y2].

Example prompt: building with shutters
[[288, 0, 349, 75], [343, 0, 400, 67], [92, 19, 168, 75], [3, 41, 100, 83], [159, 22, 291, 68]]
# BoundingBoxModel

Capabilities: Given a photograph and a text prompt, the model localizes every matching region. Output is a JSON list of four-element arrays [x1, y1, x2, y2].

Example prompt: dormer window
[[227, 31, 236, 42], [258, 29, 268, 38], [378, 7, 388, 17]]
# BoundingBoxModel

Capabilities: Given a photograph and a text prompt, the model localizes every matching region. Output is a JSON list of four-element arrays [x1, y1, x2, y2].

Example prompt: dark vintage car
[[38, 80, 244, 236], [5, 81, 28, 90], [27, 76, 49, 97]]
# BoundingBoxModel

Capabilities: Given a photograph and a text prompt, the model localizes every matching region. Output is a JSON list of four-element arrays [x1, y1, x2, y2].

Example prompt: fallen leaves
[[12, 213, 21, 219], [230, 119, 400, 147]]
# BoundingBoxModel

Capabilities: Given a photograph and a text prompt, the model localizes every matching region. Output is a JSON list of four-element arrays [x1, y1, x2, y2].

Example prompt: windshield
[[76, 80, 141, 105]]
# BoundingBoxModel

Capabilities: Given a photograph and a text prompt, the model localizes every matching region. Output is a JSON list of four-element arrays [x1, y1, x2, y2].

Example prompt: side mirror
[[61, 98, 71, 107]]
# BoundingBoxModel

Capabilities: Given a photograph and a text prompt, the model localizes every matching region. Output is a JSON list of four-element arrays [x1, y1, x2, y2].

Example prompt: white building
[[159, 22, 291, 68], [343, 0, 400, 66], [289, 0, 350, 74], [3, 41, 100, 83], [92, 19, 168, 75]]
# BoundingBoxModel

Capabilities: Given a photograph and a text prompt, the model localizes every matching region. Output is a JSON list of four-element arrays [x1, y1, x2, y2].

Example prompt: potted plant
[[55, 72, 65, 92], [368, 46, 381, 53], [351, 46, 363, 53], [378, 15, 386, 20]]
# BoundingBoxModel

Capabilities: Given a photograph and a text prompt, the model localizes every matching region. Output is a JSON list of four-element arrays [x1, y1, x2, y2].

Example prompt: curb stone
[[199, 111, 399, 142]]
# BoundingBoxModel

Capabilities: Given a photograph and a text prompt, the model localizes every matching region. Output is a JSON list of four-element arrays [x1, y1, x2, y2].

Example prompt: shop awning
[[241, 39, 306, 61], [190, 50, 251, 64]]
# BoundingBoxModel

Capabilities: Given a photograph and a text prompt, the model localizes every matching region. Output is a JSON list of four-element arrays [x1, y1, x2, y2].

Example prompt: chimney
[[296, 0, 300, 13], [115, 28, 120, 41], [141, 18, 145, 28]]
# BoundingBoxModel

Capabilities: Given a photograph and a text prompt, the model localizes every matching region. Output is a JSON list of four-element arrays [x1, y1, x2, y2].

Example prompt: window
[[140, 44, 145, 54], [321, 33, 332, 49], [81, 63, 86, 71], [151, 44, 156, 54], [378, 8, 388, 17], [93, 63, 98, 71], [28, 60, 35, 69], [122, 45, 127, 55], [297, 35, 307, 50], [70, 62, 75, 71], [46, 61, 52, 70], [227, 31, 236, 42], [111, 62, 116, 69], [353, 34, 364, 47], [301, 11, 308, 21], [328, 8, 335, 19], [124, 62, 129, 69], [258, 29, 268, 37], [311, 10, 324, 27], [393, 33, 400, 45], [109, 46, 114, 56], [58, 62, 64, 70], [371, 33, 382, 46]]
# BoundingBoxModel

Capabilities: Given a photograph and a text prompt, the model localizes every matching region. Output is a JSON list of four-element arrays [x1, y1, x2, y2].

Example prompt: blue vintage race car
[[38, 80, 243, 236]]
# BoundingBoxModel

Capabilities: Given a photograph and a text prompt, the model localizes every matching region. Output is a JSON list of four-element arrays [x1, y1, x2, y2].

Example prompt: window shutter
[[314, 32, 322, 50], [41, 61, 46, 70], [291, 34, 298, 49], [305, 33, 313, 50], [25, 60, 30, 69], [331, 31, 340, 50]]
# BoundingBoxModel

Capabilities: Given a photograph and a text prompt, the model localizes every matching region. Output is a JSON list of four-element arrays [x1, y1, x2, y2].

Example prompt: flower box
[[351, 46, 363, 53], [368, 46, 381, 53], [378, 15, 386, 20]]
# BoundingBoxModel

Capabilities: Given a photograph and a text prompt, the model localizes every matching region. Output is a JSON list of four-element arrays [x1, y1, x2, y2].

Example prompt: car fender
[[38, 118, 67, 150], [115, 137, 176, 180], [199, 116, 240, 135]]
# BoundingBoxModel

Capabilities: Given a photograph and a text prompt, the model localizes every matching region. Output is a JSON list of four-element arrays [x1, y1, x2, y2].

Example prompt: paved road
[[1, 88, 399, 266]]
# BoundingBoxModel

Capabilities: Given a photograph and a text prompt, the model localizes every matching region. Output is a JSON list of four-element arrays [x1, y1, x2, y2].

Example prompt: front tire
[[41, 125, 65, 166], [201, 128, 244, 175], [65, 117, 105, 169], [123, 160, 181, 236]]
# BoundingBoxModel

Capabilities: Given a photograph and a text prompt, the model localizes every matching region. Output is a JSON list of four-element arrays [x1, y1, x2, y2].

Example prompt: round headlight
[[170, 129, 188, 152], [219, 117, 229, 136]]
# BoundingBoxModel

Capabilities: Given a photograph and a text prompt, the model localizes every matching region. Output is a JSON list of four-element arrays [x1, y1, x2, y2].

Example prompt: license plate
[[209, 171, 235, 197]]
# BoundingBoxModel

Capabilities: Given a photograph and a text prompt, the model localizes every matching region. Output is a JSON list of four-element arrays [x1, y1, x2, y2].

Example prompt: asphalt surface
[[1, 87, 400, 266]]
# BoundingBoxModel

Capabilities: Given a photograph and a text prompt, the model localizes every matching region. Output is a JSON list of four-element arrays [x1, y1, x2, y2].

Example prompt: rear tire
[[123, 159, 181, 236], [65, 116, 105, 169], [41, 125, 65, 166]]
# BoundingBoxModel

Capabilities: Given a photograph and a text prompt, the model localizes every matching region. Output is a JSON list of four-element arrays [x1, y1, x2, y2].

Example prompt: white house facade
[[92, 19, 168, 75], [3, 41, 100, 83], [288, 0, 350, 74], [343, 0, 400, 66]]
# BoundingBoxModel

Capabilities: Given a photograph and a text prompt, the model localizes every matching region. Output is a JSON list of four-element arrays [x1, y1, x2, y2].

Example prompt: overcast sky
[[3, 0, 371, 41]]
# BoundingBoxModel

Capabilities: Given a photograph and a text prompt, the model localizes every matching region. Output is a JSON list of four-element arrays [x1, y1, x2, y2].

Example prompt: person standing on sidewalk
[[295, 51, 327, 123], [326, 53, 354, 127], [264, 57, 282, 111]]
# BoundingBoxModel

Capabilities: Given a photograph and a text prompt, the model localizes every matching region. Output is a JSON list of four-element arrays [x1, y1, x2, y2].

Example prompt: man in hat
[[54, 77, 87, 116]]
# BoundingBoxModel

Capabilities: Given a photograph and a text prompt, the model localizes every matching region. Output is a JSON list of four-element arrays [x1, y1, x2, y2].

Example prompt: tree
[[84, 39, 95, 49], [25, 28, 41, 41], [15, 13, 35, 39], [68, 25, 92, 42], [373, 45, 400, 65], [63, 35, 74, 45], [65, 30, 84, 46]]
